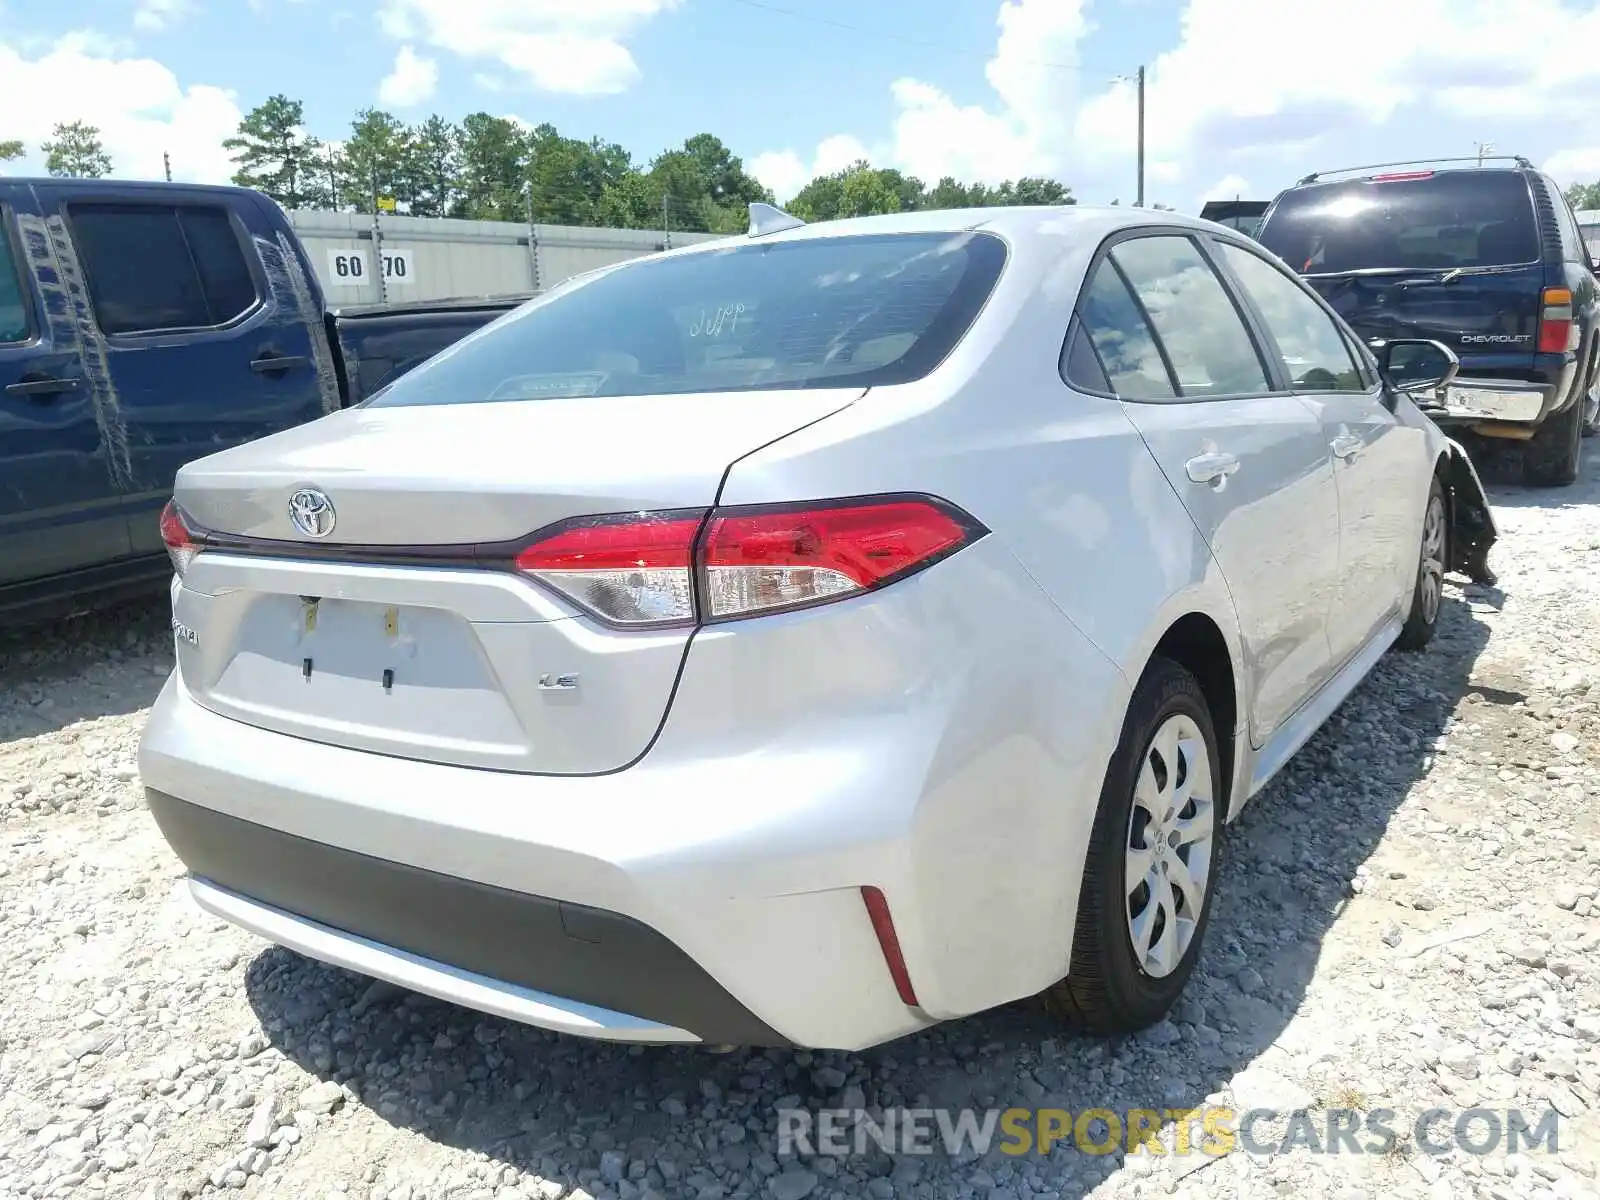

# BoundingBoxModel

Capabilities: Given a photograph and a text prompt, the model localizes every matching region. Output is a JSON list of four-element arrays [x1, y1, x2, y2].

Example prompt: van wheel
[[1043, 657, 1222, 1034], [1524, 399, 1582, 486], [1397, 479, 1446, 651]]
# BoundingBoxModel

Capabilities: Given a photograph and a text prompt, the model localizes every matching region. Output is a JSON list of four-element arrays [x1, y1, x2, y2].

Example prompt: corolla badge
[[288, 488, 337, 538]]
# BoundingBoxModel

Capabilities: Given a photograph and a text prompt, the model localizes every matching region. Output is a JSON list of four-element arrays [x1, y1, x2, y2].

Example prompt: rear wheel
[[1524, 398, 1583, 487], [1397, 478, 1446, 651], [1044, 658, 1222, 1034]]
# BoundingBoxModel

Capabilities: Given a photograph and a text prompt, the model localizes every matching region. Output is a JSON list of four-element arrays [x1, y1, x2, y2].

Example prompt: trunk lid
[[1304, 266, 1545, 374], [170, 390, 860, 774]]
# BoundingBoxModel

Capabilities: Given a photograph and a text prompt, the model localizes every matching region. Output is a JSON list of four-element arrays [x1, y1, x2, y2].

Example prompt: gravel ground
[[1, 445, 1598, 1200]]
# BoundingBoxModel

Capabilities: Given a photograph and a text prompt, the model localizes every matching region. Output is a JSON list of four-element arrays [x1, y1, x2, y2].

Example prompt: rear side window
[[69, 203, 259, 336], [1109, 235, 1271, 397], [368, 232, 1007, 405], [1217, 242, 1365, 392], [1076, 263, 1176, 400], [0, 212, 29, 344], [1258, 171, 1540, 273]]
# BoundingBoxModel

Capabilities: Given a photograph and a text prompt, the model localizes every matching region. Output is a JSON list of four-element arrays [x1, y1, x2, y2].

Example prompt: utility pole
[[1112, 68, 1147, 207], [370, 163, 388, 305], [1135, 65, 1146, 208], [1475, 140, 1495, 166], [662, 191, 672, 250], [163, 151, 171, 182], [326, 145, 339, 209]]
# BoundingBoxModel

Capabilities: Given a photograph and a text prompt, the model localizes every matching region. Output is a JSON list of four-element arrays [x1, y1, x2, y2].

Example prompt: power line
[[715, 0, 1087, 74]]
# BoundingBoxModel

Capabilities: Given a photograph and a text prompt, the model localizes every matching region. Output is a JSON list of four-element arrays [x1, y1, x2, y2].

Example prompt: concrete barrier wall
[[286, 210, 726, 305]]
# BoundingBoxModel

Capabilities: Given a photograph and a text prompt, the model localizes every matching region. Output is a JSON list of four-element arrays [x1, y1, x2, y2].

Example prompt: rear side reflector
[[159, 500, 201, 577], [514, 495, 985, 628], [1539, 286, 1576, 354], [860, 886, 919, 1007]]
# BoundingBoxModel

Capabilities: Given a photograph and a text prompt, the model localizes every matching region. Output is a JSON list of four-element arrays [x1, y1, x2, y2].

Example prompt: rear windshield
[[365, 232, 1007, 407], [1257, 172, 1540, 274]]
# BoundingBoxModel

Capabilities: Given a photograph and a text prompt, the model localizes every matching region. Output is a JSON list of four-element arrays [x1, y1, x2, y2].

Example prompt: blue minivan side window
[[0, 213, 30, 344]]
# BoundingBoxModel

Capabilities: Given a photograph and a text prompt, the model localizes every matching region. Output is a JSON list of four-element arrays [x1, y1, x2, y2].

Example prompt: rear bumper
[[137, 535, 1130, 1050], [1420, 354, 1579, 429], [148, 789, 785, 1045]]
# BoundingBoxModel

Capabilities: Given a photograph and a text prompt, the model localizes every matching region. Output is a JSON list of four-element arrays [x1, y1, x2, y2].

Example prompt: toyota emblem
[[287, 488, 336, 538]]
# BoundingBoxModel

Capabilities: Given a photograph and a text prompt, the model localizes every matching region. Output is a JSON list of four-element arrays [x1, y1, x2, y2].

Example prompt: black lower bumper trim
[[144, 789, 789, 1047]]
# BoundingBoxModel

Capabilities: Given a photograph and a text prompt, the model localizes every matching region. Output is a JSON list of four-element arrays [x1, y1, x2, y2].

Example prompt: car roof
[[1281, 165, 1536, 195], [669, 204, 1232, 257]]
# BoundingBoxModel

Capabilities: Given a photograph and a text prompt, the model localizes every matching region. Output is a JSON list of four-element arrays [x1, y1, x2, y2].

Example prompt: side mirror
[[1374, 338, 1459, 394]]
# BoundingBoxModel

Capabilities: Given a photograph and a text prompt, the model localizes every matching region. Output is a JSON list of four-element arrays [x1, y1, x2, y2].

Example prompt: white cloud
[[0, 33, 240, 183], [758, 0, 1600, 208], [133, 0, 192, 31], [378, 44, 439, 107], [377, 0, 680, 95], [1200, 174, 1254, 204], [1545, 148, 1600, 186], [750, 134, 872, 201]]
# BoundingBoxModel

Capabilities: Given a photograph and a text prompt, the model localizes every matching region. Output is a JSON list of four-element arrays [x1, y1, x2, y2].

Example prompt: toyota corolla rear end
[[137, 219, 1126, 1050]]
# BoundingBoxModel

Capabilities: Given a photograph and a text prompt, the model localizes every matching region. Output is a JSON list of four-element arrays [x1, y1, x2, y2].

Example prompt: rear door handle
[[1331, 433, 1363, 460], [5, 376, 82, 398], [1185, 451, 1240, 486], [250, 354, 310, 375]]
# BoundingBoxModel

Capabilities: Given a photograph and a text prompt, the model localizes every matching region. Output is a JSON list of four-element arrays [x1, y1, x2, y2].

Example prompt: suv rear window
[[1258, 172, 1540, 274], [366, 232, 1007, 406]]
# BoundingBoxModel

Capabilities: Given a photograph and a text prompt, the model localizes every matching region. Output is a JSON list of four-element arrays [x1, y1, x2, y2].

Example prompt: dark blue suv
[[1255, 157, 1599, 486]]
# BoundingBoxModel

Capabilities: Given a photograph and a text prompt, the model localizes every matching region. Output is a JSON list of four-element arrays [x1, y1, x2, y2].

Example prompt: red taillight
[[1370, 170, 1434, 182], [1539, 286, 1575, 354], [513, 495, 982, 627], [700, 498, 973, 621], [159, 500, 201, 576], [861, 886, 919, 1007]]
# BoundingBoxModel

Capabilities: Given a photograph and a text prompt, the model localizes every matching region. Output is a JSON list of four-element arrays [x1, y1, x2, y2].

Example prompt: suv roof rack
[[1297, 155, 1534, 186]]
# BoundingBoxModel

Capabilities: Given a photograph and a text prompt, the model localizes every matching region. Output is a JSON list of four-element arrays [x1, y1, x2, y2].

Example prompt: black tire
[[1397, 478, 1446, 652], [1043, 657, 1223, 1034], [1524, 397, 1583, 487]]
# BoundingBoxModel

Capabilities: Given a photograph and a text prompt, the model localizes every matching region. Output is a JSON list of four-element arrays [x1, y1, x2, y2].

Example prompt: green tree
[[338, 109, 412, 213], [454, 114, 529, 220], [789, 161, 925, 221], [993, 177, 1074, 206], [223, 95, 327, 209], [0, 139, 22, 163], [525, 125, 636, 225], [1565, 182, 1600, 211], [42, 122, 111, 179], [405, 116, 460, 217]]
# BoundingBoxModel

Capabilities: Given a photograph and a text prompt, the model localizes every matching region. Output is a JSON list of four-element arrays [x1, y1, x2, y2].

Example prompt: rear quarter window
[[366, 232, 1008, 406], [1259, 172, 1540, 273]]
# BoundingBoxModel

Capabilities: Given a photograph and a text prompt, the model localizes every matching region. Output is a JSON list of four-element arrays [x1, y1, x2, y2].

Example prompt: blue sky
[[3, 0, 1600, 212]]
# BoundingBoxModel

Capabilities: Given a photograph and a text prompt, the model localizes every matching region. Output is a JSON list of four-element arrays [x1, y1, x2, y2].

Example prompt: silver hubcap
[[1420, 493, 1445, 625], [1125, 714, 1215, 979]]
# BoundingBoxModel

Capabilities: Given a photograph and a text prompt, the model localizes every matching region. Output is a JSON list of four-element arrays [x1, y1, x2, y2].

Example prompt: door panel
[[0, 188, 130, 587], [1211, 238, 1420, 664], [1301, 390, 1420, 660], [1124, 397, 1340, 739], [32, 185, 329, 560]]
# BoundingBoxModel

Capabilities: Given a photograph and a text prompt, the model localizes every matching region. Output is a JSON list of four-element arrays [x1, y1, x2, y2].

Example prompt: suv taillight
[[159, 500, 201, 577], [514, 495, 985, 628], [1538, 287, 1576, 354]]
